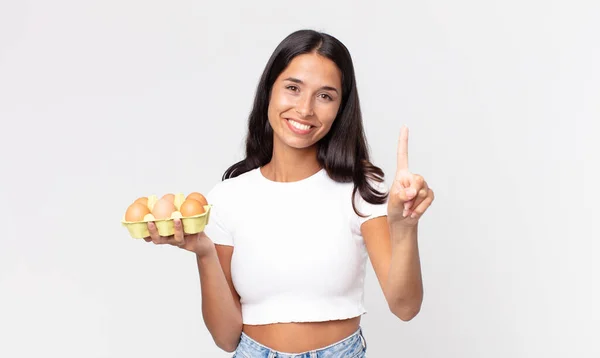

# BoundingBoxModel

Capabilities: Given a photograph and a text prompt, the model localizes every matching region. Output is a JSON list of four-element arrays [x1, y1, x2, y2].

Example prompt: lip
[[284, 118, 314, 135], [285, 117, 314, 127]]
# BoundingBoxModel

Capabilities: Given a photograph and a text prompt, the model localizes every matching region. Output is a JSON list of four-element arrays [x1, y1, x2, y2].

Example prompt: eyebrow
[[283, 77, 339, 94]]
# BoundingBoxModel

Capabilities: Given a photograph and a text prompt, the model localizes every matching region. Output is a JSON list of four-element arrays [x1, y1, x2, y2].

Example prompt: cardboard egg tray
[[121, 193, 211, 239]]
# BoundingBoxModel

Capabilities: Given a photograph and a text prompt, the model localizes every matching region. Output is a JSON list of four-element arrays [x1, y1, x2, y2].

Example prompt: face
[[267, 53, 342, 151]]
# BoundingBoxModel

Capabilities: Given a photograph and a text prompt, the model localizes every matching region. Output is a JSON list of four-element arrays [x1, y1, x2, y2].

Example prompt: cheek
[[267, 95, 280, 125], [270, 91, 296, 110], [317, 105, 339, 129], [268, 93, 292, 122]]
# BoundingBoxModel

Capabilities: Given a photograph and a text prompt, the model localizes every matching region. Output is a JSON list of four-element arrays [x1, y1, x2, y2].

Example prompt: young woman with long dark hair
[[145, 29, 435, 357]]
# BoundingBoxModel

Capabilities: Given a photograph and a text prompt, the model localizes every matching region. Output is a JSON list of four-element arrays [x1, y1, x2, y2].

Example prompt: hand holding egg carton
[[122, 192, 211, 239]]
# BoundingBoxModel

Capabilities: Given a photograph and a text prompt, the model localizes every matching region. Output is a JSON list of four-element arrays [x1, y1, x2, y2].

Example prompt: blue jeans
[[232, 327, 367, 358]]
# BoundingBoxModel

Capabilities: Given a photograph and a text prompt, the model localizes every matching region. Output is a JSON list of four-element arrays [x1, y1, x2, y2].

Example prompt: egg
[[180, 198, 205, 217], [125, 202, 151, 222], [133, 197, 148, 206], [186, 192, 208, 206], [151, 197, 177, 219], [161, 193, 175, 203]]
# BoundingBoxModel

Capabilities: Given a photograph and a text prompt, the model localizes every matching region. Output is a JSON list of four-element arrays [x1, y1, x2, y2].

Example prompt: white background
[[1, 0, 598, 357]]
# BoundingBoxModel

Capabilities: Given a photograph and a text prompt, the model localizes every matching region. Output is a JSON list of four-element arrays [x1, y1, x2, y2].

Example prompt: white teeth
[[289, 120, 311, 131]]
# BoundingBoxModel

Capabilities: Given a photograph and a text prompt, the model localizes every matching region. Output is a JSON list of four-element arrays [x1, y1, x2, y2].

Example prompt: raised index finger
[[397, 125, 409, 172]]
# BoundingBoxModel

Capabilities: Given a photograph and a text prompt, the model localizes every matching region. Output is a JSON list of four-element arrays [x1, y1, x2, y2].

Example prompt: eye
[[319, 93, 333, 101], [286, 85, 299, 92]]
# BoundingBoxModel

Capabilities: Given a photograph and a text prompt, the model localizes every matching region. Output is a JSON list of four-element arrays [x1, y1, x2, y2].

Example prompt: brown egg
[[186, 192, 208, 206], [133, 197, 148, 206], [125, 202, 151, 222], [151, 198, 177, 220], [161, 193, 175, 203], [180, 199, 205, 217]]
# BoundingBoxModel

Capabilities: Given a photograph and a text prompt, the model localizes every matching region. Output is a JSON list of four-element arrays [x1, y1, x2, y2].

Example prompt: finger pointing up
[[396, 125, 409, 175]]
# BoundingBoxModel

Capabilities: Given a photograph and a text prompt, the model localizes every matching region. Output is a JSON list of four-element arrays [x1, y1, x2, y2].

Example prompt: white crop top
[[203, 167, 388, 325]]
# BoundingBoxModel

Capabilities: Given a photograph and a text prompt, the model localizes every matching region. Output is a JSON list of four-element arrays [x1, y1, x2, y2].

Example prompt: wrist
[[194, 232, 217, 259], [389, 221, 418, 242], [196, 247, 217, 264]]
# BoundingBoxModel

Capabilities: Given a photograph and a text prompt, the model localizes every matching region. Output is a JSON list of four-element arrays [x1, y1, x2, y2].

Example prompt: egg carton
[[121, 193, 211, 239]]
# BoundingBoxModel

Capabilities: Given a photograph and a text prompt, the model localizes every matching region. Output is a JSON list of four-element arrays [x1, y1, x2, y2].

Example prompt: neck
[[261, 143, 321, 182]]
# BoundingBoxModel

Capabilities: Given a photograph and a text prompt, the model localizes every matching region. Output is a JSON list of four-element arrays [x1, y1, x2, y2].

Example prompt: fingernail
[[410, 212, 417, 219], [405, 188, 416, 197], [402, 209, 408, 217]]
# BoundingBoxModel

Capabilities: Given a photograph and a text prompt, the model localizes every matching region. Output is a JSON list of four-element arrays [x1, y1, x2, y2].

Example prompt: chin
[[285, 140, 317, 150], [276, 136, 319, 150]]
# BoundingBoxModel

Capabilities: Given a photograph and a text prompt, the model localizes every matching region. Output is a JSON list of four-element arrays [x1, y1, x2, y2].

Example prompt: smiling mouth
[[285, 118, 315, 134], [287, 119, 313, 130]]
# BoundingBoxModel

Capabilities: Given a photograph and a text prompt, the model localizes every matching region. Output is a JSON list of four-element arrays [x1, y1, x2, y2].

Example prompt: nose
[[295, 94, 314, 117]]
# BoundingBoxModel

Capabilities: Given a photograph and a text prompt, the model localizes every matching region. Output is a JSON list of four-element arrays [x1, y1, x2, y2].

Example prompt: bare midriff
[[242, 316, 361, 353]]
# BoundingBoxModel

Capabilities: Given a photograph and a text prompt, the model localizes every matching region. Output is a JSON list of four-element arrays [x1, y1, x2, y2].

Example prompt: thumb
[[403, 187, 417, 211], [391, 185, 417, 214], [395, 185, 417, 203], [404, 187, 417, 199]]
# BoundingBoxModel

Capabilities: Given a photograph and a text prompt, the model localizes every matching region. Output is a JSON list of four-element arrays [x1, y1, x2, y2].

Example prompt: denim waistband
[[235, 326, 366, 357]]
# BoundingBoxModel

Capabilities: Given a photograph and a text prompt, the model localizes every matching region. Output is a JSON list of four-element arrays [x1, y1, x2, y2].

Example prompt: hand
[[387, 126, 435, 227], [144, 219, 215, 257]]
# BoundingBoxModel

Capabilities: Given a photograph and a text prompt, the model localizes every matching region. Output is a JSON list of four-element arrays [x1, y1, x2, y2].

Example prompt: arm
[[362, 217, 423, 321], [364, 125, 433, 321], [386, 221, 423, 319], [196, 234, 242, 352]]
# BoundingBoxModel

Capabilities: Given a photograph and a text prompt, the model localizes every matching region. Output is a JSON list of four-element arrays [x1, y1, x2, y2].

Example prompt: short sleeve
[[203, 183, 234, 246], [355, 179, 389, 227]]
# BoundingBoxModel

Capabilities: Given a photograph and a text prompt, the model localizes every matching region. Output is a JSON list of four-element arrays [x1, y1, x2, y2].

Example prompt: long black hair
[[223, 29, 388, 216]]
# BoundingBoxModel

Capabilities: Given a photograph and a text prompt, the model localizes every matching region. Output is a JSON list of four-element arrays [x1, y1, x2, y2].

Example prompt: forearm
[[385, 223, 423, 321], [197, 246, 242, 352]]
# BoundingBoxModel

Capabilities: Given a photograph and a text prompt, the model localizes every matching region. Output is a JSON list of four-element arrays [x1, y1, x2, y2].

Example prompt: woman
[[145, 29, 435, 357]]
